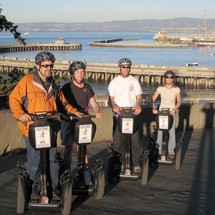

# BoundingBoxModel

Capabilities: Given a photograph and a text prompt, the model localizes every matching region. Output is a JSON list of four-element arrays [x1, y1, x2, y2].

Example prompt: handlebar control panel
[[28, 112, 60, 150], [118, 108, 137, 135], [156, 108, 173, 131], [73, 114, 97, 145]]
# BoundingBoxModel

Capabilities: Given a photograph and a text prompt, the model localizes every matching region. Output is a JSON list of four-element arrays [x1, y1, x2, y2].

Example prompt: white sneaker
[[161, 155, 166, 161], [124, 169, 131, 176]]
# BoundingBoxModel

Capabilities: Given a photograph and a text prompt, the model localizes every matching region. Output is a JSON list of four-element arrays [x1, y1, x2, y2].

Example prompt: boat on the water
[[23, 32, 30, 35], [195, 41, 215, 47], [186, 61, 198, 67]]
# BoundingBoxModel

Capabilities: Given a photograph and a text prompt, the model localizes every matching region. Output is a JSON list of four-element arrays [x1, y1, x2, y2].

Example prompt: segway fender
[[140, 150, 149, 185], [175, 141, 182, 170], [19, 173, 30, 201], [92, 159, 104, 175], [60, 171, 72, 200]]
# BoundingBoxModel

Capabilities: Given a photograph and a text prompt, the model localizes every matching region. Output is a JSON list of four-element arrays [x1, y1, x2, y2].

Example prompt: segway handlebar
[[158, 108, 170, 115], [69, 114, 96, 120], [119, 107, 135, 115], [156, 108, 173, 131], [29, 112, 60, 121]]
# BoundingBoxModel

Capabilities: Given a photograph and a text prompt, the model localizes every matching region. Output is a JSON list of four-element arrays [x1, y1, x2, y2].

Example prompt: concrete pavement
[[0, 128, 214, 215]]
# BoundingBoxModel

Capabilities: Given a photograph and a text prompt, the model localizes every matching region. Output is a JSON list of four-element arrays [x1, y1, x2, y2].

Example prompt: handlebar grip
[[70, 114, 96, 120]]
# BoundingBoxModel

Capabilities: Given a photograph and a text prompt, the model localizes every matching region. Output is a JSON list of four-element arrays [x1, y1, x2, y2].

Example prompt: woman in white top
[[152, 70, 181, 160]]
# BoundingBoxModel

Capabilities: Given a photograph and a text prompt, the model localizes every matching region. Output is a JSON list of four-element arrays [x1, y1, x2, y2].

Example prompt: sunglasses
[[165, 76, 174, 79], [40, 64, 54, 68], [121, 66, 131, 69]]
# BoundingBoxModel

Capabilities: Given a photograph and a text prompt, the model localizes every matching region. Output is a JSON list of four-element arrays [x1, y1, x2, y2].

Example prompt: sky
[[1, 0, 215, 23]]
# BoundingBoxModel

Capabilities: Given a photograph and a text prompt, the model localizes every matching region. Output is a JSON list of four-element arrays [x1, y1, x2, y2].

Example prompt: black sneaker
[[52, 188, 61, 201]]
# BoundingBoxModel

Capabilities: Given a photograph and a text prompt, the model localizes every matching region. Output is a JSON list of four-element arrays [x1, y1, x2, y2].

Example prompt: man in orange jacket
[[9, 51, 82, 200]]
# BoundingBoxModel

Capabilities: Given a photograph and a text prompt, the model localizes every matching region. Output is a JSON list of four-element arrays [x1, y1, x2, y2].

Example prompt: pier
[[89, 38, 189, 48], [0, 56, 215, 89], [0, 43, 82, 53]]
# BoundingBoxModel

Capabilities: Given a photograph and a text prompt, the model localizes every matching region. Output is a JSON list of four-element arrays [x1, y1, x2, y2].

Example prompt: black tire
[[17, 176, 26, 214], [61, 183, 72, 215], [107, 155, 121, 184], [94, 167, 105, 200], [141, 156, 149, 185], [107, 157, 115, 183]]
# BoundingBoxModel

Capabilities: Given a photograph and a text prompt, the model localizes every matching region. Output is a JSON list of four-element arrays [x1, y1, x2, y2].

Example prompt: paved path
[[0, 128, 214, 215]]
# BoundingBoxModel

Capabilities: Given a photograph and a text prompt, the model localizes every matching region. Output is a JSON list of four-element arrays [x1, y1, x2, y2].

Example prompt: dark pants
[[61, 119, 88, 171], [112, 117, 142, 167], [61, 120, 76, 170]]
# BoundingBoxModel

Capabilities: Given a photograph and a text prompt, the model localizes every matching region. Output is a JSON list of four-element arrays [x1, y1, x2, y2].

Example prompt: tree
[[0, 6, 26, 45]]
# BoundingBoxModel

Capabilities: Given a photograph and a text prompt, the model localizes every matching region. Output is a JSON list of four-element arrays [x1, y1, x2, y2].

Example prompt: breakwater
[[0, 43, 82, 53], [89, 38, 189, 48]]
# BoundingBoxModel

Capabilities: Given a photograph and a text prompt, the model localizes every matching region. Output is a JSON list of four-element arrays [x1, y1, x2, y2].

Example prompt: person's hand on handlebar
[[170, 109, 176, 115], [18, 113, 31, 122], [72, 111, 84, 119], [95, 112, 101, 119], [132, 104, 142, 115], [112, 104, 121, 116], [152, 109, 158, 114]]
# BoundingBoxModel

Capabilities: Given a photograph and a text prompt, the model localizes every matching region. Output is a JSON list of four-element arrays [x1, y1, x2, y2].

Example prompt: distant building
[[153, 31, 168, 41], [55, 37, 65, 44]]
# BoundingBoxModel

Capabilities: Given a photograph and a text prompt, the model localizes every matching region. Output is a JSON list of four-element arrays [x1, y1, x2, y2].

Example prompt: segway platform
[[72, 184, 94, 196], [29, 201, 60, 208], [119, 173, 139, 180], [158, 159, 174, 165]]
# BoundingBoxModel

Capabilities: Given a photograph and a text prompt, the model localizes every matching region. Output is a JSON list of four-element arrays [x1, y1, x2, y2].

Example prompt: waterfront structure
[[89, 38, 189, 48], [0, 42, 81, 53], [0, 56, 214, 89], [153, 32, 215, 46]]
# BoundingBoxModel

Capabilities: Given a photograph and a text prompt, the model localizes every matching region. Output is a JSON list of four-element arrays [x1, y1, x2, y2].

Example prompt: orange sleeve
[[9, 76, 28, 120]]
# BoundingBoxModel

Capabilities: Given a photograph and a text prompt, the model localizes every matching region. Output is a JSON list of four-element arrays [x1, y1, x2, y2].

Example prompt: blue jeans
[[24, 136, 59, 188]]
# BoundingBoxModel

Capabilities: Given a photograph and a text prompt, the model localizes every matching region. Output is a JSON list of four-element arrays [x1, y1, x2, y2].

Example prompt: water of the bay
[[0, 31, 214, 93], [1, 31, 215, 67]]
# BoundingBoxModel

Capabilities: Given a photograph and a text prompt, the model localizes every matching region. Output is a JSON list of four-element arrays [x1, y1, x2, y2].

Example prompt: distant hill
[[17, 18, 215, 33]]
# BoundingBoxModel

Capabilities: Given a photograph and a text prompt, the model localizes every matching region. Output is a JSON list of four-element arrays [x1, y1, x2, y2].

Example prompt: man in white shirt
[[108, 58, 143, 176]]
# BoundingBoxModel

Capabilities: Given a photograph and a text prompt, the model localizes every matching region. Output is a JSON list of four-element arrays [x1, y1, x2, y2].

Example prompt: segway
[[71, 114, 105, 200], [16, 112, 72, 215], [139, 136, 160, 184], [156, 108, 182, 169], [107, 108, 149, 185]]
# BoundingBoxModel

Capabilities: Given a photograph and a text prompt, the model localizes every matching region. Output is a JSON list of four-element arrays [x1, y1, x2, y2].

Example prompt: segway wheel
[[107, 156, 113, 183], [175, 143, 182, 170], [94, 167, 105, 200], [61, 183, 72, 215], [17, 176, 26, 214], [141, 155, 149, 185], [107, 156, 115, 183]]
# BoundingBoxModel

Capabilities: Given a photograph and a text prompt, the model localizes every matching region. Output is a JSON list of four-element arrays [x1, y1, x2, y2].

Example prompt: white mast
[[204, 11, 207, 39]]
